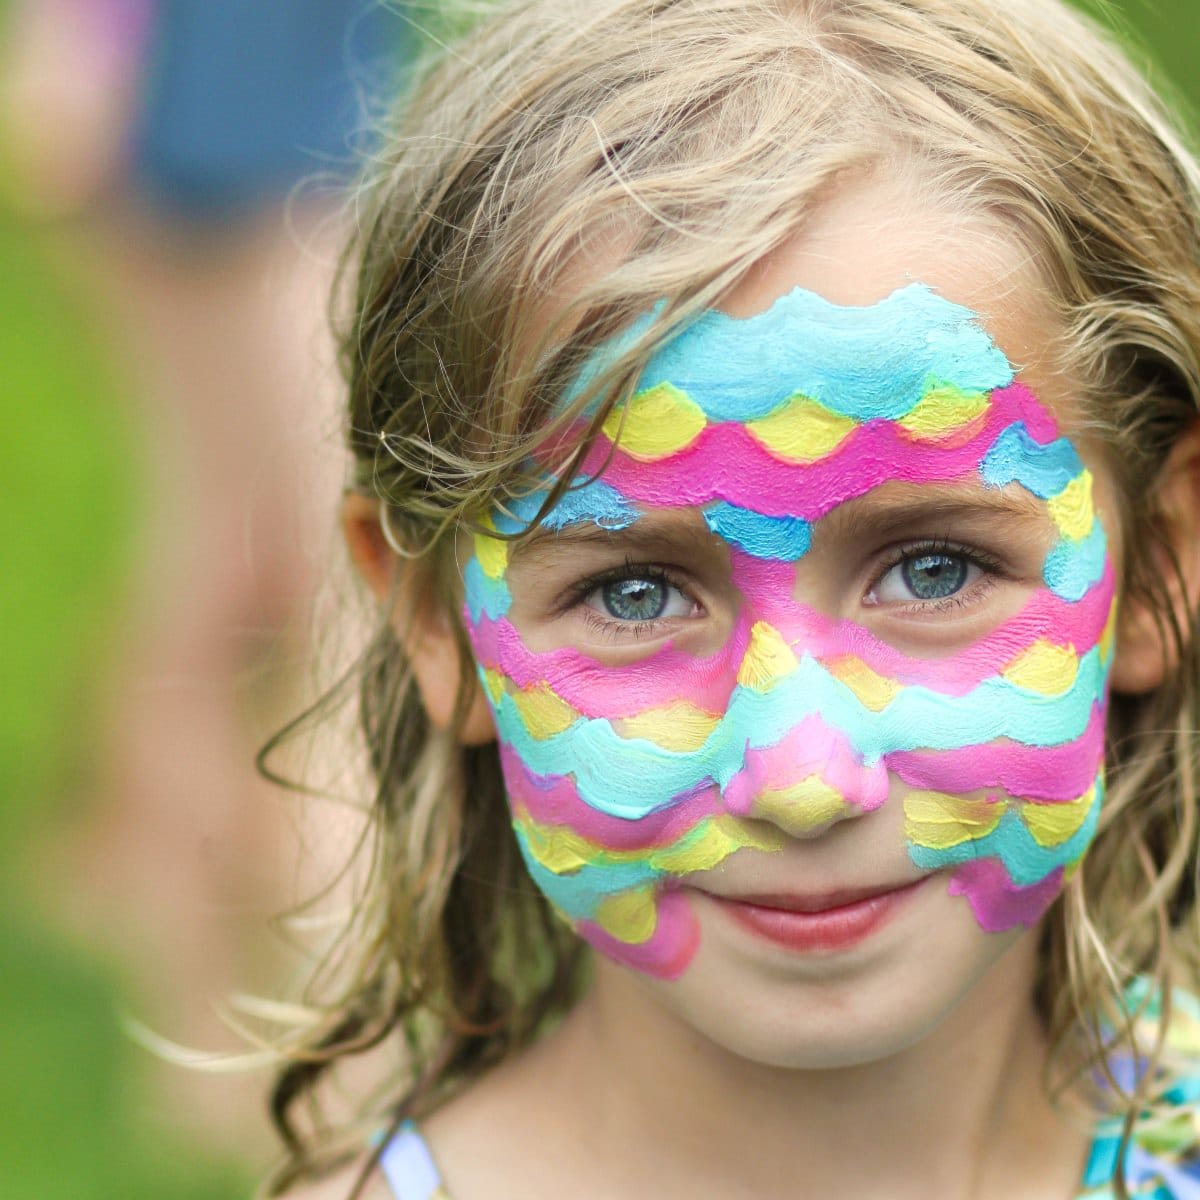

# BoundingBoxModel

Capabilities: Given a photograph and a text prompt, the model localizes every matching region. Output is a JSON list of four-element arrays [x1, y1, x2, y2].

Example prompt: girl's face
[[462, 184, 1121, 1067]]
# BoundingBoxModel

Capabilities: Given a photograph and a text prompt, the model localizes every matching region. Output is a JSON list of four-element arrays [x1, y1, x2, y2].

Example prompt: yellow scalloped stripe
[[1046, 470, 1095, 541], [1020, 785, 1095, 848], [517, 812, 600, 875], [516, 807, 790, 881], [745, 394, 857, 463], [650, 814, 787, 873], [896, 384, 990, 439], [602, 382, 707, 460], [594, 887, 658, 943], [828, 655, 900, 712], [481, 668, 506, 705], [510, 683, 581, 739], [737, 621, 799, 690], [904, 791, 1007, 850], [1000, 640, 1080, 696], [618, 701, 721, 751], [473, 513, 508, 580]]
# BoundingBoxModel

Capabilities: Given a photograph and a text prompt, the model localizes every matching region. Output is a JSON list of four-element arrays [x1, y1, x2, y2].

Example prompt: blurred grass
[[0, 196, 251, 1197], [1074, 0, 1200, 137], [0, 214, 133, 836]]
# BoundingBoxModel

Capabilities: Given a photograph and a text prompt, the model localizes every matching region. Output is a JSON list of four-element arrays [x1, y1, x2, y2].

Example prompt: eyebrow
[[508, 479, 1053, 565], [819, 483, 1050, 544], [511, 510, 720, 566]]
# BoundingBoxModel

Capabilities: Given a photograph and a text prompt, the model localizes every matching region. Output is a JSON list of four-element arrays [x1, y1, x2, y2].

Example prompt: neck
[[555, 932, 1087, 1199]]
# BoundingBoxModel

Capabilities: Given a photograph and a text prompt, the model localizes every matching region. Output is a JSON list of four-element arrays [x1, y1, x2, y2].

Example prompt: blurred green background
[[0, 1, 1195, 1198], [0, 115, 249, 1200]]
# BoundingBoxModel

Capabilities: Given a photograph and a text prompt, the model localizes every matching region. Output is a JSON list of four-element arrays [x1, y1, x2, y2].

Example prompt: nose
[[722, 713, 889, 837], [723, 622, 890, 838]]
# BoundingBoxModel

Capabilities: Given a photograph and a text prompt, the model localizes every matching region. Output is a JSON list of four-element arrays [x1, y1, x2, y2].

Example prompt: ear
[[341, 493, 496, 744], [1110, 419, 1200, 695]]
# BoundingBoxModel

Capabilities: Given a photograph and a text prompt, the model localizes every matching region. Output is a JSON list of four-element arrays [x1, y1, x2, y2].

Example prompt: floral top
[[1077, 982, 1200, 1198]]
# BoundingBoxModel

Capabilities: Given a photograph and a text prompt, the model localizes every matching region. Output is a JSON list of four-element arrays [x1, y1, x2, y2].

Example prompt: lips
[[699, 877, 928, 953]]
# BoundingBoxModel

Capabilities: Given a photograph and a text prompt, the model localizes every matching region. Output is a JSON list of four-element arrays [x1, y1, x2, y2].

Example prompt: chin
[[628, 887, 1037, 1073]]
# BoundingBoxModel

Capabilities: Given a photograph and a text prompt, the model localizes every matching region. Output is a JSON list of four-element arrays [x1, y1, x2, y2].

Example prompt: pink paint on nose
[[723, 715, 889, 817]]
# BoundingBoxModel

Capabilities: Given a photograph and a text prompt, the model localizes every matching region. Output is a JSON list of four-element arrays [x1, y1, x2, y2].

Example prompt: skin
[[328, 174, 1200, 1198]]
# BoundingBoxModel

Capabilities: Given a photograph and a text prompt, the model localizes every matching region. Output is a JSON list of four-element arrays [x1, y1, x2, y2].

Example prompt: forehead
[[531, 177, 1087, 512], [557, 281, 1069, 532]]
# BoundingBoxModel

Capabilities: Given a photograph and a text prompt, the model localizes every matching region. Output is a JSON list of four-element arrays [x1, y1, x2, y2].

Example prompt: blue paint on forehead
[[703, 503, 811, 561], [492, 477, 640, 537], [980, 425, 1085, 497], [561, 283, 1015, 422]]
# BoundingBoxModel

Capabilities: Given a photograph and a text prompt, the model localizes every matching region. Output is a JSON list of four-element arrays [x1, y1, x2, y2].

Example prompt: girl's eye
[[869, 550, 982, 605], [584, 573, 696, 624]]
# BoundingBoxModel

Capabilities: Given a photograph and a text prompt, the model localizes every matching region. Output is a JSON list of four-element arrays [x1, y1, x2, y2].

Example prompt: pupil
[[603, 578, 667, 622], [902, 554, 967, 600]]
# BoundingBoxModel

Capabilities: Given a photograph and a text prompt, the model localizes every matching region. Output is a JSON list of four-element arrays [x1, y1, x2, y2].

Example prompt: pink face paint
[[462, 284, 1112, 978]]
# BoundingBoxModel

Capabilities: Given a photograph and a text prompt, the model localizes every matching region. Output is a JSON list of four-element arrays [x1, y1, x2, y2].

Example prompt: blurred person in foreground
[[0, 0, 413, 1159]]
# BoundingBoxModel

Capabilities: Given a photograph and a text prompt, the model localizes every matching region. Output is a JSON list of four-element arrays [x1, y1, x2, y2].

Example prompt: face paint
[[462, 283, 1113, 978]]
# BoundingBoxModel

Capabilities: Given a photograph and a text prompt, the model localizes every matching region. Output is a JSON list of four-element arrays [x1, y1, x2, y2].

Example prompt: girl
[[270, 1, 1200, 1196]]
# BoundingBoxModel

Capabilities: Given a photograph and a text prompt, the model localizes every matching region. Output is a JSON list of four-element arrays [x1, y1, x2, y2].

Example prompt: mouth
[[697, 877, 929, 954]]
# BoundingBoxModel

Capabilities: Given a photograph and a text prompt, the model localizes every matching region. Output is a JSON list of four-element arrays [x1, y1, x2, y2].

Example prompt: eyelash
[[868, 537, 1006, 613], [558, 537, 1007, 640], [562, 558, 696, 640]]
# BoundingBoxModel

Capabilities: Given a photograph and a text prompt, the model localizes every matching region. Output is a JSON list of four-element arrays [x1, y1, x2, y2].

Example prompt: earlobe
[[1110, 419, 1200, 695], [340, 492, 497, 745]]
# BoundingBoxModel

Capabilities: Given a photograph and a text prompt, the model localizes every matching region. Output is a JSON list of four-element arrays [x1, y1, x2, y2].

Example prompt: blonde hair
[[265, 0, 1200, 1192]]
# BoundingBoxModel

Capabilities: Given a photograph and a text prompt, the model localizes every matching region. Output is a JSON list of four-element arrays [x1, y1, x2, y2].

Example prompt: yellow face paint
[[828, 655, 903, 712], [1019, 783, 1097, 848], [903, 792, 1008, 851], [896, 385, 991, 440], [735, 621, 800, 690], [1047, 470, 1096, 541], [617, 702, 721, 752], [746, 395, 857, 462], [1000, 641, 1081, 696], [601, 382, 707, 459]]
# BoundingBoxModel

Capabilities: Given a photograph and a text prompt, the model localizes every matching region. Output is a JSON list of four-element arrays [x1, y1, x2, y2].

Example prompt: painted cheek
[[459, 284, 1114, 980], [898, 452, 1113, 932]]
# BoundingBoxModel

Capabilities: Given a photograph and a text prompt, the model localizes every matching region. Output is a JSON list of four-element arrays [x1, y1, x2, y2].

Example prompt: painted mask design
[[463, 284, 1113, 979]]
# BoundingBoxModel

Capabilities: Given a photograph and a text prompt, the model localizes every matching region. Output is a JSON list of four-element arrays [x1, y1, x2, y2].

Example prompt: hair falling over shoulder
[[261, 0, 1200, 1193]]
